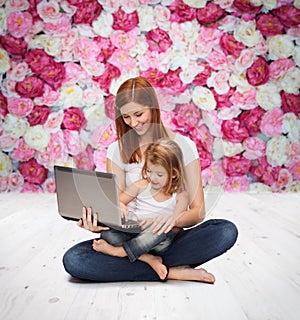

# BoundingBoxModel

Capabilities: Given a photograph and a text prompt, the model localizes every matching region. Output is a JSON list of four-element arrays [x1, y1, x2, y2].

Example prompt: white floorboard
[[0, 192, 299, 320]]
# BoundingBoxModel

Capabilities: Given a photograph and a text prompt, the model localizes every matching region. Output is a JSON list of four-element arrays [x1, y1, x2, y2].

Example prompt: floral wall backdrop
[[0, 0, 300, 193]]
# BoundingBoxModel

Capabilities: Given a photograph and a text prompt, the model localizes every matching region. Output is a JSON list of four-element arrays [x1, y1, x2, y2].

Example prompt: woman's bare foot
[[140, 255, 168, 281], [92, 239, 126, 257], [168, 266, 215, 284]]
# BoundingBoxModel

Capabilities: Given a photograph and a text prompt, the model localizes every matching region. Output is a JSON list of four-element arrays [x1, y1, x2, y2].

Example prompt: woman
[[63, 77, 238, 282]]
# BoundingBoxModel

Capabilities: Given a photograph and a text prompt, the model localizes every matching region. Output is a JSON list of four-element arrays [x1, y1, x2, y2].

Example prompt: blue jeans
[[101, 226, 176, 262], [63, 219, 238, 282]]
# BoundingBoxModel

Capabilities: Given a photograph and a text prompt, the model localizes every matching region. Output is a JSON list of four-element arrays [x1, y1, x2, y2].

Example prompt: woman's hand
[[120, 202, 128, 222], [77, 207, 110, 233], [141, 214, 177, 235]]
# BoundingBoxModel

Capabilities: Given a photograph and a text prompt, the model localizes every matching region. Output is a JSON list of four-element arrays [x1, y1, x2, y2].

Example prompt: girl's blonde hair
[[115, 77, 168, 164], [141, 139, 186, 194]]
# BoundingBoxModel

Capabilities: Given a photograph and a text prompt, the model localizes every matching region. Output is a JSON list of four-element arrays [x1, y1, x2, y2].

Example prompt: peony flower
[[0, 132, 18, 152], [222, 154, 252, 177], [73, 144, 94, 170], [273, 4, 300, 28], [267, 35, 295, 60], [0, 152, 12, 177], [62, 107, 87, 131], [63, 129, 86, 156], [42, 177, 56, 193], [59, 84, 83, 108], [260, 107, 283, 137], [7, 61, 29, 82], [7, 11, 33, 38], [222, 140, 244, 157], [90, 123, 117, 149], [44, 110, 64, 132], [21, 182, 43, 193], [7, 97, 33, 117], [0, 176, 9, 192], [281, 91, 300, 116], [279, 67, 300, 95], [0, 91, 8, 117], [3, 114, 28, 139], [219, 33, 245, 59], [74, 37, 101, 62], [0, 34, 28, 59], [229, 87, 257, 110], [11, 138, 37, 161], [221, 118, 250, 143], [173, 102, 201, 129], [93, 148, 108, 172], [287, 159, 300, 181], [39, 60, 65, 90], [243, 136, 266, 160], [0, 48, 11, 74], [93, 11, 114, 37], [272, 168, 293, 191], [37, 0, 62, 23], [24, 48, 52, 74], [44, 13, 71, 35], [233, 0, 262, 14], [192, 86, 216, 111], [192, 61, 212, 86], [266, 135, 291, 166], [110, 28, 139, 50], [112, 8, 139, 32], [45, 130, 67, 163], [71, 0, 102, 25], [206, 49, 230, 71], [196, 2, 225, 25], [239, 106, 265, 136], [224, 175, 250, 192], [108, 48, 137, 72], [146, 28, 172, 53], [246, 56, 269, 86], [27, 105, 51, 126], [207, 70, 230, 95], [24, 124, 50, 151], [256, 83, 281, 111], [234, 19, 262, 47], [9, 171, 24, 191], [256, 13, 284, 36], [269, 58, 295, 80], [19, 158, 48, 184], [282, 112, 299, 143], [15, 75, 45, 98], [169, 0, 197, 23], [93, 63, 121, 93], [198, 148, 213, 170]]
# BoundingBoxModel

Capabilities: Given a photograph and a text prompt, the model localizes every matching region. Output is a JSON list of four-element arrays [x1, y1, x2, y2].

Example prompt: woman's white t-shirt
[[106, 133, 199, 188]]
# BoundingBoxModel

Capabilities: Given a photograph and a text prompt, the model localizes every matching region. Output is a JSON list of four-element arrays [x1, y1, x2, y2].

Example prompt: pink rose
[[90, 123, 117, 148], [269, 59, 295, 80], [287, 158, 300, 180], [112, 8, 139, 32], [198, 148, 213, 170], [168, 0, 196, 23], [27, 105, 51, 126], [9, 171, 24, 191], [272, 168, 292, 191], [207, 70, 230, 95], [94, 36, 116, 63], [256, 13, 284, 37], [110, 29, 138, 50], [246, 56, 269, 86], [233, 0, 262, 14], [0, 133, 18, 151], [44, 13, 71, 34], [235, 49, 255, 72], [7, 11, 33, 38], [260, 107, 283, 137], [221, 118, 250, 143], [0, 34, 27, 59], [196, 2, 226, 25], [213, 87, 235, 109], [202, 161, 226, 186], [220, 33, 246, 59], [39, 60, 65, 90], [47, 131, 67, 162], [36, 151, 53, 169], [224, 176, 250, 192], [19, 158, 48, 184], [44, 110, 64, 132], [11, 138, 37, 161], [64, 62, 89, 84], [7, 97, 33, 117], [193, 124, 214, 153], [146, 28, 172, 53], [63, 130, 86, 156], [42, 178, 56, 193], [222, 155, 252, 177], [71, 0, 102, 25], [62, 107, 87, 131], [8, 61, 29, 81], [108, 49, 137, 73], [229, 87, 256, 109], [93, 64, 121, 93], [240, 106, 265, 136], [273, 5, 300, 28], [75, 37, 101, 61], [161, 69, 187, 94], [243, 137, 266, 160], [104, 94, 115, 120], [73, 145, 94, 170], [192, 62, 213, 86], [7, 0, 29, 11], [24, 49, 53, 74], [37, 0, 61, 22], [93, 148, 107, 172], [281, 91, 300, 116], [0, 176, 9, 193], [0, 92, 8, 117], [21, 182, 43, 193], [206, 50, 230, 71], [15, 75, 45, 98], [34, 84, 59, 107], [250, 156, 280, 186], [173, 102, 201, 129]]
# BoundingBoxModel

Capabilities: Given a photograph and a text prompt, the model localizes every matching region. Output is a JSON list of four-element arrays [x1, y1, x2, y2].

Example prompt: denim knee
[[221, 220, 238, 250]]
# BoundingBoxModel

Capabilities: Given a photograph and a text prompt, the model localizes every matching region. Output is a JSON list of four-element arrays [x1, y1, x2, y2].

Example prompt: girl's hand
[[120, 202, 128, 222], [77, 207, 110, 233], [139, 217, 154, 230], [146, 214, 177, 235]]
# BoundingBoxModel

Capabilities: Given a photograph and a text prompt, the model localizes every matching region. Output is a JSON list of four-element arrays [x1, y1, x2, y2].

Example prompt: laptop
[[54, 165, 141, 233]]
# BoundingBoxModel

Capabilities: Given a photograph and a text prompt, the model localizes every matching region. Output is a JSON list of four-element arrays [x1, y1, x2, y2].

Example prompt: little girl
[[93, 139, 189, 281]]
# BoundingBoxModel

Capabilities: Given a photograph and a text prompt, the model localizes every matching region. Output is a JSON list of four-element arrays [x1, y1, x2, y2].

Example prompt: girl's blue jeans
[[63, 219, 238, 282], [100, 226, 176, 263]]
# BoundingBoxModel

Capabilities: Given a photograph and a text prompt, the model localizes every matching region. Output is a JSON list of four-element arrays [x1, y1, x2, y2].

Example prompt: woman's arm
[[106, 157, 126, 192], [175, 158, 206, 228]]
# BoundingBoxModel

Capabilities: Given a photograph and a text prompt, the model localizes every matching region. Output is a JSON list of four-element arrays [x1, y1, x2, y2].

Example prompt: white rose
[[35, 34, 62, 56], [266, 136, 290, 166], [279, 67, 300, 94], [82, 86, 105, 108], [256, 83, 281, 111], [59, 84, 83, 108], [0, 8, 7, 35], [81, 60, 105, 76], [234, 20, 262, 47], [183, 0, 207, 8], [130, 34, 148, 57], [294, 45, 300, 66], [192, 87, 216, 111], [0, 48, 10, 74], [218, 15, 238, 33], [218, 105, 241, 120], [0, 152, 12, 177], [202, 110, 223, 137], [285, 181, 300, 192], [212, 138, 225, 160], [249, 182, 272, 193], [261, 0, 277, 10], [295, 0, 300, 9], [92, 12, 113, 37], [229, 72, 252, 92], [83, 104, 107, 132], [24, 125, 50, 151], [3, 114, 28, 138], [282, 113, 299, 143], [223, 140, 244, 157], [137, 6, 156, 32], [267, 35, 295, 60]]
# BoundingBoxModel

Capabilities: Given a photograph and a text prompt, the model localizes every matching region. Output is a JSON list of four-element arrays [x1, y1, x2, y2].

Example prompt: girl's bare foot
[[168, 266, 215, 284], [141, 255, 168, 281], [92, 239, 126, 257]]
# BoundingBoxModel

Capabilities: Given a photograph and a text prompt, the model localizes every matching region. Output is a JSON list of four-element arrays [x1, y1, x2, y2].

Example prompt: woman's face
[[120, 102, 152, 136]]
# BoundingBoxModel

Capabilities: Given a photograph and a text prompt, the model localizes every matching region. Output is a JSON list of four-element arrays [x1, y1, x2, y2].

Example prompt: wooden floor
[[0, 191, 299, 320]]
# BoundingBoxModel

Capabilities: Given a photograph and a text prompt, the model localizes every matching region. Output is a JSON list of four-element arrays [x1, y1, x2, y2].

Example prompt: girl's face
[[120, 102, 152, 136], [146, 161, 169, 191]]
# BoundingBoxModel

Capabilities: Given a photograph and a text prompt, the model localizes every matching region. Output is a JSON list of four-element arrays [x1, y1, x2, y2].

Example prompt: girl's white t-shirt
[[106, 133, 199, 188]]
